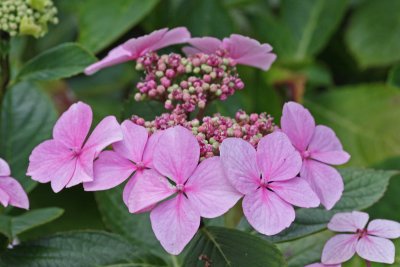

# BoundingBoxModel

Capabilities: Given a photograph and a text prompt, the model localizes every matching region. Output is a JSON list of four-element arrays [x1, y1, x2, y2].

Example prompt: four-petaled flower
[[322, 211, 400, 264], [183, 34, 277, 70], [85, 27, 191, 75], [0, 158, 29, 209], [27, 102, 122, 192], [129, 126, 241, 254], [219, 132, 320, 235], [281, 102, 350, 210]]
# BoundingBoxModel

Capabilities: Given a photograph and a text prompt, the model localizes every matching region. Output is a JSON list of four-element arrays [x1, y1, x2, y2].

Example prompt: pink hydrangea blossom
[[84, 120, 162, 211], [183, 34, 277, 70], [219, 132, 320, 235], [0, 158, 29, 209], [85, 27, 191, 75], [128, 126, 241, 254], [281, 102, 350, 210], [305, 264, 341, 267], [27, 102, 122, 193], [322, 211, 400, 264]]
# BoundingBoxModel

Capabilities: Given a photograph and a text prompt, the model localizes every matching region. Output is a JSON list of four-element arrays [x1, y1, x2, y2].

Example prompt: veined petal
[[84, 46, 132, 75], [127, 170, 174, 213], [65, 148, 96, 188], [185, 36, 222, 55], [256, 132, 302, 182], [0, 158, 11, 176], [153, 126, 199, 184], [309, 125, 350, 165], [270, 177, 320, 208], [142, 130, 164, 168], [328, 211, 369, 233], [83, 151, 136, 191], [321, 234, 358, 264], [356, 236, 395, 264], [0, 187, 9, 207], [53, 102, 92, 149], [305, 264, 341, 267], [185, 157, 241, 218], [242, 188, 295, 235], [281, 102, 315, 152], [301, 160, 344, 210], [367, 219, 400, 239], [150, 194, 200, 255], [49, 156, 77, 193], [150, 27, 190, 51], [0, 177, 29, 209], [113, 120, 149, 163], [122, 28, 168, 57]]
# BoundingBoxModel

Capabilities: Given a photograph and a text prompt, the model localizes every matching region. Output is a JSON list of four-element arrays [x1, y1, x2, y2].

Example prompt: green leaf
[[183, 226, 286, 267], [264, 168, 395, 243], [0, 215, 12, 240], [0, 231, 168, 267], [0, 82, 57, 191], [75, 0, 159, 53], [305, 84, 400, 166], [17, 43, 96, 82], [11, 208, 64, 237], [388, 64, 400, 88], [345, 0, 400, 68]]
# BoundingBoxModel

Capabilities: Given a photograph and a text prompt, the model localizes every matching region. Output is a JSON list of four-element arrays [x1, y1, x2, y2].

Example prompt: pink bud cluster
[[134, 52, 244, 113], [131, 109, 274, 159]]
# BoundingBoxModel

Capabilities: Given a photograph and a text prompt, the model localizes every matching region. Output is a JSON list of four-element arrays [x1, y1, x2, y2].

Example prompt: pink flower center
[[70, 147, 82, 157], [301, 150, 311, 159], [176, 183, 185, 193], [356, 228, 368, 239], [136, 161, 146, 171]]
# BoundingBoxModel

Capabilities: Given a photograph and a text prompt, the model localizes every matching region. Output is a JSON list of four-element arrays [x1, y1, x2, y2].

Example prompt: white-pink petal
[[142, 130, 164, 168], [185, 157, 241, 218], [327, 211, 369, 233], [153, 126, 199, 184], [356, 236, 395, 264], [256, 132, 302, 182], [367, 219, 400, 239], [305, 263, 341, 267], [281, 102, 316, 152], [150, 194, 200, 255], [150, 27, 190, 52], [0, 177, 29, 209], [185, 36, 222, 55], [84, 46, 132, 75], [219, 138, 260, 194], [242, 188, 295, 235], [0, 187, 9, 207], [0, 158, 11, 176], [322, 234, 358, 264]]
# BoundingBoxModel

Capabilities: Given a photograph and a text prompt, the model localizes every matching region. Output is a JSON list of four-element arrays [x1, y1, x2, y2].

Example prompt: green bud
[[19, 16, 42, 38], [28, 0, 50, 12]]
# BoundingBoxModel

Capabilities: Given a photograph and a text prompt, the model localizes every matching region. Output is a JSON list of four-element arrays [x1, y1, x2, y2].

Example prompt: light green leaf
[[0, 82, 57, 191], [0, 231, 168, 267], [345, 0, 400, 68], [17, 43, 96, 81], [183, 226, 286, 267], [305, 84, 400, 166]]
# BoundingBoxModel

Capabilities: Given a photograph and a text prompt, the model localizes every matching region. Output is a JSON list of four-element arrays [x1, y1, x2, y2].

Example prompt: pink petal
[[150, 194, 200, 255], [84, 116, 123, 157], [113, 120, 149, 163], [142, 130, 164, 168], [0, 177, 29, 209], [281, 102, 316, 152], [185, 157, 242, 218], [126, 170, 174, 213], [27, 140, 75, 184], [149, 27, 190, 51], [65, 148, 96, 188], [186, 36, 222, 55], [305, 264, 341, 267], [83, 151, 136, 191], [242, 188, 295, 235], [122, 174, 138, 206], [301, 160, 344, 210], [321, 234, 358, 264], [356, 236, 395, 264], [270, 177, 320, 208], [153, 126, 199, 184], [327, 211, 369, 233], [222, 34, 277, 70], [0, 187, 10, 207], [53, 102, 92, 149], [256, 132, 302, 182], [367, 219, 400, 239], [50, 156, 77, 193], [308, 125, 350, 165], [219, 138, 260, 194], [0, 158, 11, 176], [84, 46, 132, 75], [182, 46, 202, 56]]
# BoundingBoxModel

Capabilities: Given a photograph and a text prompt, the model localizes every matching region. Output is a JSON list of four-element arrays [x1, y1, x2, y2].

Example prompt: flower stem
[[170, 255, 180, 267], [365, 260, 371, 267]]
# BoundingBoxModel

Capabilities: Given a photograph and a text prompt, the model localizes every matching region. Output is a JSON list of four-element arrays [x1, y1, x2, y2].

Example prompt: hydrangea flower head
[[85, 27, 191, 75], [0, 158, 29, 209], [27, 102, 122, 192], [322, 211, 400, 264], [220, 131, 320, 235], [128, 126, 241, 254], [183, 34, 277, 70], [281, 102, 350, 209]]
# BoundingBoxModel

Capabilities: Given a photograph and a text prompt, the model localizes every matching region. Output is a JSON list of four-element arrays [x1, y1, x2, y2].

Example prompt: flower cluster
[[0, 0, 58, 38], [132, 109, 274, 159]]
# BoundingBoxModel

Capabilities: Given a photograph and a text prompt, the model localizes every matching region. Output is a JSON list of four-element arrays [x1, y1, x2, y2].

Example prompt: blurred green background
[[2, 0, 400, 266]]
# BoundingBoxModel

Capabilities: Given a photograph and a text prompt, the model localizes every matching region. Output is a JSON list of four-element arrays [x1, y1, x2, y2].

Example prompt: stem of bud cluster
[[0, 31, 10, 103], [365, 260, 371, 267]]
